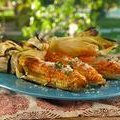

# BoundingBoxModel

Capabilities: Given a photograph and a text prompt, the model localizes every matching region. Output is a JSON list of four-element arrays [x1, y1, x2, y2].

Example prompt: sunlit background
[[0, 0, 120, 40]]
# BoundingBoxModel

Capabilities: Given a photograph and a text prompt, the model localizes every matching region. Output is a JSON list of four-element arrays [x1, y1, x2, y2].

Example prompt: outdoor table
[[0, 88, 120, 120]]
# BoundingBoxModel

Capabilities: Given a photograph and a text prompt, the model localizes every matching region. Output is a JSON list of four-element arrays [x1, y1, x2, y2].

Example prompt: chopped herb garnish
[[107, 58, 111, 61], [55, 61, 63, 69], [65, 71, 71, 76], [68, 61, 73, 66]]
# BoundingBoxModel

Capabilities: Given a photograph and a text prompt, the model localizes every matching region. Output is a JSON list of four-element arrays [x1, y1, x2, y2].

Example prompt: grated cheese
[[62, 64, 73, 73], [45, 61, 55, 67]]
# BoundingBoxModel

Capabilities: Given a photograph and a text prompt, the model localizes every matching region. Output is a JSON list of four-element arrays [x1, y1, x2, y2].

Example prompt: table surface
[[1, 88, 120, 120], [55, 117, 120, 120]]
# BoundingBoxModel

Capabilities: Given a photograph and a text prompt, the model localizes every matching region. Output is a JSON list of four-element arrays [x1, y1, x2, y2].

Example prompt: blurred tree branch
[[1, 0, 120, 38]]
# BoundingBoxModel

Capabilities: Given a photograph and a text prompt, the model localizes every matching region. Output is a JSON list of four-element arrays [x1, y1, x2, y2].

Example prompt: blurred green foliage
[[1, 0, 120, 38], [15, 0, 105, 37]]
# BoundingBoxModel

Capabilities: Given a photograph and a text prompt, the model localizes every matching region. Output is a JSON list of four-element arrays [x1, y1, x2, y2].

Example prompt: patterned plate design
[[0, 73, 120, 100]]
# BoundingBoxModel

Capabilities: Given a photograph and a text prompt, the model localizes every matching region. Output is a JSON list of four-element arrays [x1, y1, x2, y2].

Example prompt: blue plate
[[0, 72, 120, 100]]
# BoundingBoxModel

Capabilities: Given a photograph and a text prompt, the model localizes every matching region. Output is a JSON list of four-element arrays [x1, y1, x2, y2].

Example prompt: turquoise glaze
[[0, 72, 120, 100]]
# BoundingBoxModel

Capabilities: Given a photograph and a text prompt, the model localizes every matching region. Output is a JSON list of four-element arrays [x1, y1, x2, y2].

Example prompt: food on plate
[[0, 28, 119, 92], [49, 36, 99, 57], [45, 51, 106, 85], [11, 50, 48, 77], [80, 54, 120, 79], [0, 56, 10, 72], [0, 40, 22, 56], [49, 27, 118, 57], [0, 40, 22, 73], [23, 37, 49, 51], [18, 55, 87, 91]]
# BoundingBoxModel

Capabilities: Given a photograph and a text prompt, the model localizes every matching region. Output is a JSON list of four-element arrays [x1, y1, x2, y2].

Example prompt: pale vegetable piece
[[0, 40, 22, 56], [11, 49, 47, 74], [0, 56, 9, 72], [49, 28, 118, 57], [49, 37, 99, 57], [23, 37, 49, 50]]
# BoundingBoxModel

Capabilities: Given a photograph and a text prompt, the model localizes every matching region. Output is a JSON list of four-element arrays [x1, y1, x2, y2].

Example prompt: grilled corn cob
[[45, 51, 106, 85], [18, 55, 87, 91], [80, 55, 120, 79]]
